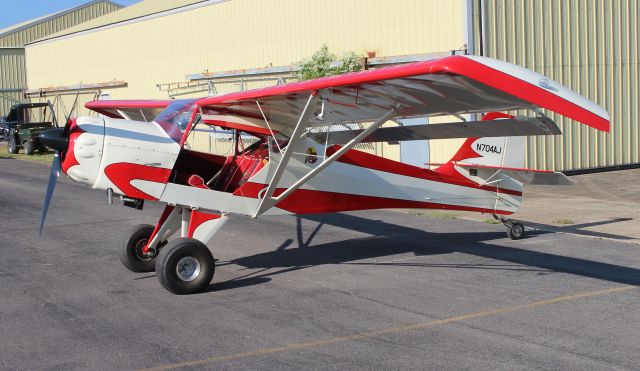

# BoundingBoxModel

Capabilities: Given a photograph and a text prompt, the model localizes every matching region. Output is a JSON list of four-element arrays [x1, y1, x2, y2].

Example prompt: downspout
[[463, 0, 475, 55]]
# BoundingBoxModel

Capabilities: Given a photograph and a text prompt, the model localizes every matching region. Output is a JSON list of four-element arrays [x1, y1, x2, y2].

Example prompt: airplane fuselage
[[62, 116, 522, 217]]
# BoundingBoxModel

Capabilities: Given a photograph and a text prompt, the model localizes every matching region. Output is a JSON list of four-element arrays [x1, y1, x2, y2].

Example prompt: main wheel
[[507, 222, 525, 240], [155, 238, 215, 295], [7, 135, 18, 154], [23, 141, 34, 155], [119, 224, 158, 273]]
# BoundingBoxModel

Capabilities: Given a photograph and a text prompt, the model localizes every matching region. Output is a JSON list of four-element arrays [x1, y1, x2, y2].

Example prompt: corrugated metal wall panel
[[478, 0, 638, 171], [0, 91, 24, 117], [0, 48, 26, 115], [0, 1, 122, 47]]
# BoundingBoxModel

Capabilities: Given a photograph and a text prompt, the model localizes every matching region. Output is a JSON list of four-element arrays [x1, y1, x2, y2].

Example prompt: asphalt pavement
[[0, 156, 639, 370]]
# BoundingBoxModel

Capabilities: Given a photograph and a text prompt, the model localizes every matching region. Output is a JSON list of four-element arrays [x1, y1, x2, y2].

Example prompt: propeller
[[38, 88, 80, 234], [38, 151, 60, 235]]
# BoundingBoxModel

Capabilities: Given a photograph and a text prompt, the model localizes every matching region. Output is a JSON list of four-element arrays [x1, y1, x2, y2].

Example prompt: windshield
[[153, 99, 198, 143]]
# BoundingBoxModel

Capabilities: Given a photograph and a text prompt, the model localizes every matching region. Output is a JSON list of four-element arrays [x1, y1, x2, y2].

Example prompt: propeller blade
[[39, 151, 61, 235]]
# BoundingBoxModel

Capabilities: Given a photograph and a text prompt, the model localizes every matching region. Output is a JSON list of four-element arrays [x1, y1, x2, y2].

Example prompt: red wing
[[85, 100, 171, 122], [195, 55, 609, 134]]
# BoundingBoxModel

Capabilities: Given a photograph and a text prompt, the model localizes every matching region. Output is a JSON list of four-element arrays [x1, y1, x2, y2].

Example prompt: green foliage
[[482, 218, 501, 224], [553, 218, 575, 225], [407, 210, 459, 219], [294, 44, 363, 81]]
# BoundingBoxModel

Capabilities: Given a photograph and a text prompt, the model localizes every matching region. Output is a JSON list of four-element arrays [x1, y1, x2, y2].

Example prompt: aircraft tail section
[[433, 112, 572, 215], [447, 112, 525, 169], [433, 113, 526, 215]]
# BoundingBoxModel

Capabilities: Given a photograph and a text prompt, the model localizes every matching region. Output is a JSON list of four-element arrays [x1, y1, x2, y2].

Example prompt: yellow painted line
[[140, 285, 637, 371]]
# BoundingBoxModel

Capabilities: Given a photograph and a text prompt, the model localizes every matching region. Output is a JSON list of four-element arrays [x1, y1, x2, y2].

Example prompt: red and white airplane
[[39, 55, 609, 294]]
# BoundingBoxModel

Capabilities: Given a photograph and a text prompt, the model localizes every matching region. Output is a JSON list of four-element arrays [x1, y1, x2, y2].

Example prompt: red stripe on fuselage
[[325, 146, 523, 197], [235, 182, 513, 215], [104, 163, 172, 200]]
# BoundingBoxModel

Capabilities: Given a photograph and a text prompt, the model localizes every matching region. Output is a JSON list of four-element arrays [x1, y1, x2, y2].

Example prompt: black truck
[[1, 102, 58, 155]]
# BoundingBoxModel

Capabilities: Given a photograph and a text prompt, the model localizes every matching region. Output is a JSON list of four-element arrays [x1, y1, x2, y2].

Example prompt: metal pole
[[463, 0, 475, 55], [181, 208, 192, 238]]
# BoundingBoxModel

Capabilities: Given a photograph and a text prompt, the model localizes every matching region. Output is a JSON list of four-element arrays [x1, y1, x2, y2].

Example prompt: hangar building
[[19, 0, 639, 171], [0, 0, 123, 116]]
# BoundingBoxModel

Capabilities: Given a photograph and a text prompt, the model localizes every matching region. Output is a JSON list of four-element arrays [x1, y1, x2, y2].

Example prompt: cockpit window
[[153, 99, 198, 143]]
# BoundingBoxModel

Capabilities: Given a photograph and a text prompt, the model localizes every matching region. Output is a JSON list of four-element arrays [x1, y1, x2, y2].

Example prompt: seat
[[187, 174, 209, 189]]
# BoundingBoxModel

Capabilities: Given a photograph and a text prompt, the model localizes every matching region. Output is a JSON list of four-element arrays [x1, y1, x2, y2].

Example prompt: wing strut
[[253, 99, 400, 217], [254, 93, 320, 217]]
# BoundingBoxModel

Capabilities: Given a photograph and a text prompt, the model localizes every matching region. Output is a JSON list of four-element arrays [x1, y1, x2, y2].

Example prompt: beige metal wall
[[477, 0, 639, 171], [25, 0, 464, 107], [0, 1, 122, 47], [0, 48, 26, 115]]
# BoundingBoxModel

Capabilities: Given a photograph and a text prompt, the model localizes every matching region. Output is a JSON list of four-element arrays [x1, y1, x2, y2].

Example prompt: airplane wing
[[192, 55, 608, 217], [195, 55, 610, 135], [85, 100, 172, 122]]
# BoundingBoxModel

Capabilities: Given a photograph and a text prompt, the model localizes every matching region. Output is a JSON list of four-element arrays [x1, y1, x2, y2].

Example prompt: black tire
[[507, 222, 526, 240], [23, 141, 34, 155], [7, 135, 18, 154], [156, 238, 215, 295], [119, 224, 157, 273]]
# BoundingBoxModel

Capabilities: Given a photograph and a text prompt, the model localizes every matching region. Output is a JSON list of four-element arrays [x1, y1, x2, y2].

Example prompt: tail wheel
[[7, 135, 18, 154], [156, 238, 215, 295], [119, 224, 159, 273], [507, 222, 525, 240]]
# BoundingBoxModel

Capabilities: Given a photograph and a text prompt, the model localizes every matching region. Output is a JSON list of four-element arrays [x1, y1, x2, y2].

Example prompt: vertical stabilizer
[[434, 112, 526, 214]]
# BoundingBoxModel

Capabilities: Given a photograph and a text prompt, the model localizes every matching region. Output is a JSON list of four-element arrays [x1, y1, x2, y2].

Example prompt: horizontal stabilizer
[[316, 116, 560, 145], [455, 163, 573, 185]]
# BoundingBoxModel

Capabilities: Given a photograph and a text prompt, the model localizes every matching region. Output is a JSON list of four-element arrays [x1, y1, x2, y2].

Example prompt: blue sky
[[0, 0, 142, 30]]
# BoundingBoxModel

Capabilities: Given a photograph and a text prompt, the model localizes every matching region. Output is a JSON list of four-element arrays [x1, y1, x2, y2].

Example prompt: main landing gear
[[119, 206, 228, 294], [156, 238, 215, 295], [492, 214, 526, 240]]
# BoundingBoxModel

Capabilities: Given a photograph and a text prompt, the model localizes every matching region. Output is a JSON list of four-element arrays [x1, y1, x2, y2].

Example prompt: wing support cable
[[253, 98, 400, 217], [255, 100, 283, 154]]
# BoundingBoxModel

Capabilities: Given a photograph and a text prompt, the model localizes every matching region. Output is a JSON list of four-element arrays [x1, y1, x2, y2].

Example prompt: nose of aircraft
[[39, 128, 69, 152], [38, 117, 105, 234], [38, 128, 66, 235]]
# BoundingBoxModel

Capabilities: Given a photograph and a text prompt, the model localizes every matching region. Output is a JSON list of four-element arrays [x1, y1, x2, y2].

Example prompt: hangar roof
[[29, 0, 212, 45], [0, 1, 123, 40]]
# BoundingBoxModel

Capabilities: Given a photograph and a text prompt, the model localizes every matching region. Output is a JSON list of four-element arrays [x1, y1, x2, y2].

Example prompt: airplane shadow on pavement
[[207, 213, 640, 293]]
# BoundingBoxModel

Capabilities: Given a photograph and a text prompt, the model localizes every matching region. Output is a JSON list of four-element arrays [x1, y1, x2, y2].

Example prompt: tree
[[294, 44, 363, 81]]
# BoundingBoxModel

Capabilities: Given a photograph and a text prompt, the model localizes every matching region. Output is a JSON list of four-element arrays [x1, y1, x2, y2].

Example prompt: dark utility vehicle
[[2, 103, 58, 155]]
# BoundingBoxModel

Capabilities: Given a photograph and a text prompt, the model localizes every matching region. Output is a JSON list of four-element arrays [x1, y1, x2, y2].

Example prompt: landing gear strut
[[119, 206, 229, 294], [493, 214, 526, 240]]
